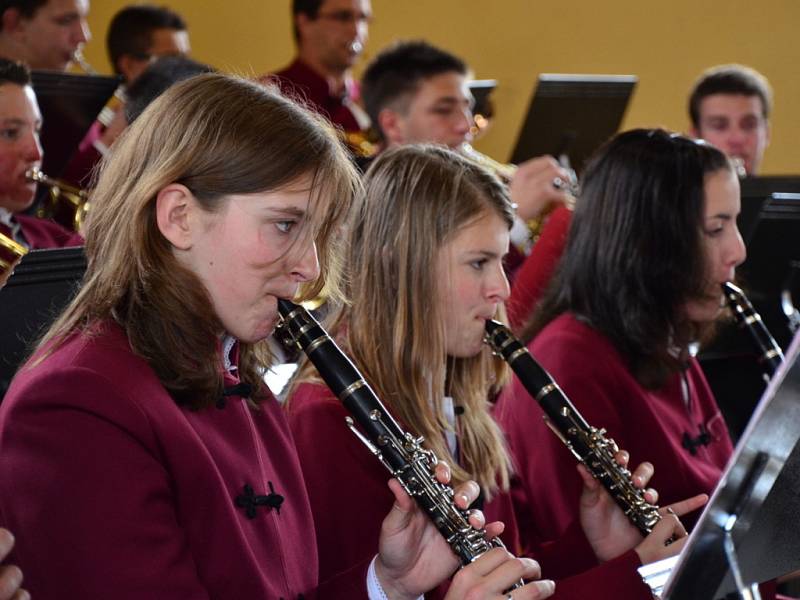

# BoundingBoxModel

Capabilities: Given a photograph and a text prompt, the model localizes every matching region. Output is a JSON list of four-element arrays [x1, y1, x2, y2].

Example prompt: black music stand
[[655, 328, 800, 599], [738, 193, 800, 349], [0, 247, 86, 398], [31, 70, 120, 180], [508, 74, 637, 170], [738, 177, 800, 242], [468, 79, 497, 122]]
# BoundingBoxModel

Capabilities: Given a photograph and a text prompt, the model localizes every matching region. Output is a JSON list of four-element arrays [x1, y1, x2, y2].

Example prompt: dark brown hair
[[523, 129, 732, 389], [689, 64, 772, 128]]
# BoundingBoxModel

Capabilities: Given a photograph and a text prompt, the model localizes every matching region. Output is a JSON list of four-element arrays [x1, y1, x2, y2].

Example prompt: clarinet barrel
[[722, 281, 784, 381]]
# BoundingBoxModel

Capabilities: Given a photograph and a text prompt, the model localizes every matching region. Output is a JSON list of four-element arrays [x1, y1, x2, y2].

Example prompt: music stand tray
[[657, 328, 800, 598], [509, 73, 637, 170]]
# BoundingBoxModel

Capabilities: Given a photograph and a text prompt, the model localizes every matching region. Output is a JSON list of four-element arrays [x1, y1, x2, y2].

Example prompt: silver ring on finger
[[552, 176, 564, 190]]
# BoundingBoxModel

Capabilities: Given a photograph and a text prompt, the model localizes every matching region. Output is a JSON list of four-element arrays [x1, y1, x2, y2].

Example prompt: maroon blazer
[[287, 381, 653, 600], [0, 322, 367, 599], [15, 213, 84, 249], [506, 205, 572, 331], [267, 59, 363, 133], [495, 312, 734, 543]]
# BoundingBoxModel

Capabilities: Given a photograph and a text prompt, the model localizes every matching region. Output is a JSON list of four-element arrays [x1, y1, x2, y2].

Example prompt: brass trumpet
[[28, 168, 90, 233], [0, 231, 27, 288], [460, 143, 577, 247]]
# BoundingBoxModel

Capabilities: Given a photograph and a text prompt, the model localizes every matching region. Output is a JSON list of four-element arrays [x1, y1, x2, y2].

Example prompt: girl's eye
[[276, 220, 295, 234], [470, 259, 487, 271]]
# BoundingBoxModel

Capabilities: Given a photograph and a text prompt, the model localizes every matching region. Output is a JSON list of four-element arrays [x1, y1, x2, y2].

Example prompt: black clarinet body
[[722, 281, 784, 381], [484, 319, 661, 537], [277, 299, 520, 576]]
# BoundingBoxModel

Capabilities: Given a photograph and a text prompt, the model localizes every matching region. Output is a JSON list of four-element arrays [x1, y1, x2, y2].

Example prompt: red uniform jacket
[[4, 214, 83, 250], [267, 59, 363, 134], [0, 322, 367, 599], [287, 381, 653, 600], [506, 205, 572, 331]]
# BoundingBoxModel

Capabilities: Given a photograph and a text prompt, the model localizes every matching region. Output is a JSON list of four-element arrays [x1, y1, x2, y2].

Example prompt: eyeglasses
[[316, 9, 372, 25]]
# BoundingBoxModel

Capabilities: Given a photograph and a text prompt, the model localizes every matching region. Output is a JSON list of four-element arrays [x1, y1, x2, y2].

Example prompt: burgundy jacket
[[506, 205, 572, 331], [267, 59, 363, 133], [3, 213, 83, 250], [0, 322, 367, 599], [287, 381, 653, 600]]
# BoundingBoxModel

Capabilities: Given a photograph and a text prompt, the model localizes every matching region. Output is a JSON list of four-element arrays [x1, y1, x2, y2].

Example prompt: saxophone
[[721, 281, 784, 381], [277, 299, 523, 585], [484, 319, 661, 536]]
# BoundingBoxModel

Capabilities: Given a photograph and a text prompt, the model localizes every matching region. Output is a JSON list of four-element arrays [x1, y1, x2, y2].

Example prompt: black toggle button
[[217, 382, 253, 409], [235, 482, 284, 519]]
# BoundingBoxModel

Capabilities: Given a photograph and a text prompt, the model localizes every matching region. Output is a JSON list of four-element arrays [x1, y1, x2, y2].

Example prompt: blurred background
[[83, 0, 799, 173]]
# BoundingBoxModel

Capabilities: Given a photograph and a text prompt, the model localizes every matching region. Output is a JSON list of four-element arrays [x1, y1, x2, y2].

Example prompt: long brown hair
[[37, 74, 359, 409], [290, 145, 514, 497], [523, 129, 732, 389]]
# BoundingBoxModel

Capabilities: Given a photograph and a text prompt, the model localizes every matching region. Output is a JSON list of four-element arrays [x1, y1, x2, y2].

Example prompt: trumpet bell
[[0, 232, 27, 288], [27, 168, 90, 233]]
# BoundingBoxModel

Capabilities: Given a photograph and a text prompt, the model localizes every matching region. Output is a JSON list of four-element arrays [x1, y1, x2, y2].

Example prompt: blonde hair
[[291, 145, 513, 497], [37, 73, 359, 409]]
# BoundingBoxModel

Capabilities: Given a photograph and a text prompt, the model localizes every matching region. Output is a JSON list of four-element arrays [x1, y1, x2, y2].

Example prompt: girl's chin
[[232, 318, 279, 345], [684, 298, 724, 324]]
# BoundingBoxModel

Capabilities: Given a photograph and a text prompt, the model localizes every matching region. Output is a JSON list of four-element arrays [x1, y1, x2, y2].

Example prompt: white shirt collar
[[0, 207, 14, 228]]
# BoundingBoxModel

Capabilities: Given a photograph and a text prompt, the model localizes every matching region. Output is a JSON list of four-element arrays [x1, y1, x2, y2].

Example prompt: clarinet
[[484, 319, 661, 536], [722, 281, 784, 381], [277, 299, 523, 585]]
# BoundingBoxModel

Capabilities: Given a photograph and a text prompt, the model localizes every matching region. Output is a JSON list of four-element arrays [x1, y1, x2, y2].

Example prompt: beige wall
[[83, 0, 798, 174]]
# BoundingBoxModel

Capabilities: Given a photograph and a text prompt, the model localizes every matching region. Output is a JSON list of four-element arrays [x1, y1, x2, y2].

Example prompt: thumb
[[577, 463, 602, 506], [382, 478, 416, 535]]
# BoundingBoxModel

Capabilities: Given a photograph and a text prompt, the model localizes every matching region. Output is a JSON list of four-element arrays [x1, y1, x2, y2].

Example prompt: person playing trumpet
[[0, 58, 81, 251]]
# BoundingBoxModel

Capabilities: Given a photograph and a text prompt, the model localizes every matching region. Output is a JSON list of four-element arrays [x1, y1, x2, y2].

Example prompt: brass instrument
[[345, 129, 379, 158], [722, 281, 784, 381], [460, 143, 516, 184], [484, 319, 662, 536], [0, 231, 27, 288], [28, 168, 90, 233], [460, 143, 577, 249], [277, 299, 524, 588]]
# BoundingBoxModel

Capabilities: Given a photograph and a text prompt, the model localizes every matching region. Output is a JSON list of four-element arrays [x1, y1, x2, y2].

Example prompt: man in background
[[688, 64, 772, 176], [63, 4, 190, 185], [107, 4, 189, 86], [0, 0, 90, 71], [268, 0, 372, 136]]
